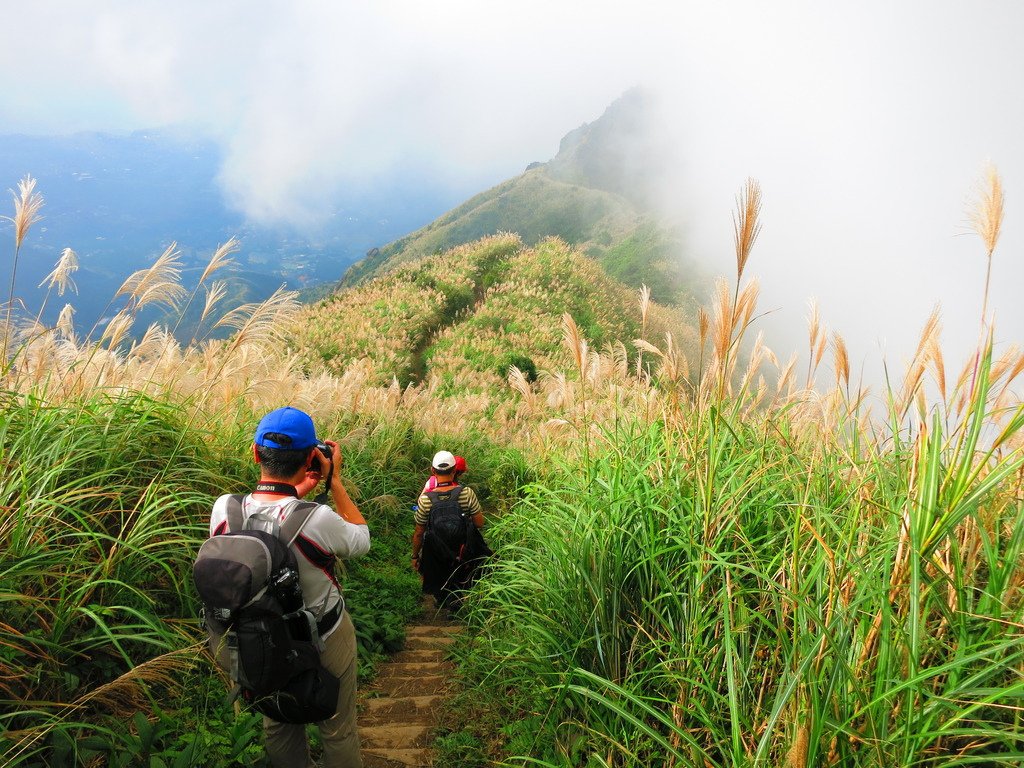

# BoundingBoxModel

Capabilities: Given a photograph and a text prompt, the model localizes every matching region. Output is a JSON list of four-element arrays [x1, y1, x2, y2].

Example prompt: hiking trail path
[[358, 601, 462, 767]]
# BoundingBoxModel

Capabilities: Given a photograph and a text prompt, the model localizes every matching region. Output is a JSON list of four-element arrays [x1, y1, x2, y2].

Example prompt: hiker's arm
[[326, 441, 366, 526], [412, 523, 425, 571], [467, 488, 485, 528]]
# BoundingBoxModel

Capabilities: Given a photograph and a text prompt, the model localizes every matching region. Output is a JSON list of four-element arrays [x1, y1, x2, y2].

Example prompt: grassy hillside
[[290, 234, 699, 403]]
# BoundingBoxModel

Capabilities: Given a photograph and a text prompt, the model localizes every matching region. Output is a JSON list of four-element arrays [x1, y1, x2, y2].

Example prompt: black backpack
[[423, 484, 471, 564], [193, 495, 340, 724]]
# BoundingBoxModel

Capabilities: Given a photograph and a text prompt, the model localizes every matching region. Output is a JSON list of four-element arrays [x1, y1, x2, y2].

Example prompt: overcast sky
[[2, 1, 1022, 387]]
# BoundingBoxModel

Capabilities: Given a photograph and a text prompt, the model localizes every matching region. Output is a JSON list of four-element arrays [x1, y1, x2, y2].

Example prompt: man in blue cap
[[209, 406, 369, 768]]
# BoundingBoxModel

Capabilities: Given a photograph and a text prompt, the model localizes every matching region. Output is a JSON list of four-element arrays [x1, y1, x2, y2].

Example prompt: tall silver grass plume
[[910, 305, 942, 368], [562, 312, 588, 375], [215, 287, 300, 349], [200, 281, 228, 324], [130, 323, 172, 361], [115, 242, 186, 311], [807, 299, 821, 355], [710, 277, 733, 363], [8, 174, 44, 250], [508, 365, 533, 399], [199, 237, 240, 285], [897, 307, 940, 416], [831, 331, 850, 391], [733, 177, 763, 282], [38, 248, 78, 295], [56, 303, 76, 341], [969, 163, 1004, 258], [926, 335, 947, 403], [776, 352, 798, 398], [638, 283, 651, 328], [633, 338, 664, 358], [734, 278, 760, 335], [101, 309, 134, 350], [968, 163, 1004, 323]]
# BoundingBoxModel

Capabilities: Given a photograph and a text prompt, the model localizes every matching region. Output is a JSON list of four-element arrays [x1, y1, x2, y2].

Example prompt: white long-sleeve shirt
[[209, 494, 370, 637]]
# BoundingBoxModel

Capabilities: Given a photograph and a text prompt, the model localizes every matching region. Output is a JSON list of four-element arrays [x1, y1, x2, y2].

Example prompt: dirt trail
[[358, 602, 461, 767]]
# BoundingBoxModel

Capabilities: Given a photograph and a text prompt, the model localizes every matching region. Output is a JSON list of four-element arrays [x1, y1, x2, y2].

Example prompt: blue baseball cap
[[254, 407, 318, 450]]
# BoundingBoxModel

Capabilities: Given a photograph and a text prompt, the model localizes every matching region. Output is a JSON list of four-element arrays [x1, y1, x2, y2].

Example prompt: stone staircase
[[359, 605, 461, 767]]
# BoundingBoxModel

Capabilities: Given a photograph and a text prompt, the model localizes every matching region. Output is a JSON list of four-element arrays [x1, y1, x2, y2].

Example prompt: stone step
[[358, 605, 466, 765], [376, 674, 449, 697], [360, 724, 432, 750], [362, 747, 433, 768], [362, 694, 441, 718], [404, 636, 456, 652], [375, 661, 448, 680], [406, 624, 462, 637], [390, 648, 446, 664]]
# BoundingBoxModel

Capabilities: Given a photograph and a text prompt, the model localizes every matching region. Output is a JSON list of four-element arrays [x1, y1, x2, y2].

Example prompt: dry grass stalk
[[775, 352, 799, 403], [927, 335, 947, 404], [198, 237, 240, 285], [733, 177, 763, 283], [129, 324, 175, 361], [562, 312, 588, 377], [897, 307, 941, 418], [639, 283, 652, 330], [200, 281, 228, 326], [968, 163, 1004, 257], [785, 721, 810, 768], [508, 365, 536, 409], [115, 243, 182, 310], [39, 248, 78, 296], [832, 331, 850, 393], [101, 310, 135, 351], [805, 300, 824, 388], [3, 176, 46, 368], [698, 306, 710, 348], [739, 331, 768, 395], [55, 303, 76, 341], [216, 287, 301, 351], [710, 278, 733, 368], [8, 174, 44, 250], [734, 279, 760, 336], [968, 164, 1004, 326]]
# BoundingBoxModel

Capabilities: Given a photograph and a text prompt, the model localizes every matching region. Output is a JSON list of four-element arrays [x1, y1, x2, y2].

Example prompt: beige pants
[[264, 611, 362, 768]]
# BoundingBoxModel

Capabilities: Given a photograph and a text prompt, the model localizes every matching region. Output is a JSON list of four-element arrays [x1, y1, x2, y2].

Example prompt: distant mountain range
[[342, 88, 703, 306], [0, 131, 469, 333]]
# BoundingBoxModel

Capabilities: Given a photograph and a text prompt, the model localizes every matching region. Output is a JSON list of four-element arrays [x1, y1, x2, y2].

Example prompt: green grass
[[457, 361, 1024, 766], [0, 391, 524, 766]]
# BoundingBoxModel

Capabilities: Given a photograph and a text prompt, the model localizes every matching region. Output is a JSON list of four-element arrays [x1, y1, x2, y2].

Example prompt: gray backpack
[[193, 495, 339, 723]]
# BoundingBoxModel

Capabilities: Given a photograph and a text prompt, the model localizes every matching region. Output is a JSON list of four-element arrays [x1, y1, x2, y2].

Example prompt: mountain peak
[[546, 87, 671, 208]]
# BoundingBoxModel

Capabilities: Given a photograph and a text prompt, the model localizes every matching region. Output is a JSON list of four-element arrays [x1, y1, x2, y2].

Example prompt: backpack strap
[[224, 494, 245, 533], [446, 485, 466, 515], [280, 499, 320, 547]]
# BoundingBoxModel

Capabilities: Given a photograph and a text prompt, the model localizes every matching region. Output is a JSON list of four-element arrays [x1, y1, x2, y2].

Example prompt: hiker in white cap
[[411, 450, 490, 610]]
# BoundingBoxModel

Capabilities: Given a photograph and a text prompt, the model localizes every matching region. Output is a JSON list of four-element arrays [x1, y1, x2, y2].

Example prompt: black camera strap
[[254, 481, 298, 497]]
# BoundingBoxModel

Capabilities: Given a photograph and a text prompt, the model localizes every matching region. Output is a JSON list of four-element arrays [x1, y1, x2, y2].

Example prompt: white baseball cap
[[431, 450, 456, 471]]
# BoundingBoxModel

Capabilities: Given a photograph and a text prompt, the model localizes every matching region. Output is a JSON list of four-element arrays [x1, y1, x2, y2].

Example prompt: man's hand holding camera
[[296, 440, 340, 498]]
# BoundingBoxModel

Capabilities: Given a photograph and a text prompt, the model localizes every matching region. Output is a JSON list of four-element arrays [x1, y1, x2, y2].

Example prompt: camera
[[311, 442, 333, 482]]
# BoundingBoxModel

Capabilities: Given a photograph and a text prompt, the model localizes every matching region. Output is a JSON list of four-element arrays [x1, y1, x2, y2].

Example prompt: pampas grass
[[969, 163, 1004, 324], [733, 177, 762, 284], [2, 175, 44, 368], [116, 242, 186, 312]]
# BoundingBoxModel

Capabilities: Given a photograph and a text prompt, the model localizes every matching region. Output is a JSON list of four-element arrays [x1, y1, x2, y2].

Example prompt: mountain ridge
[[340, 89, 701, 306]]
